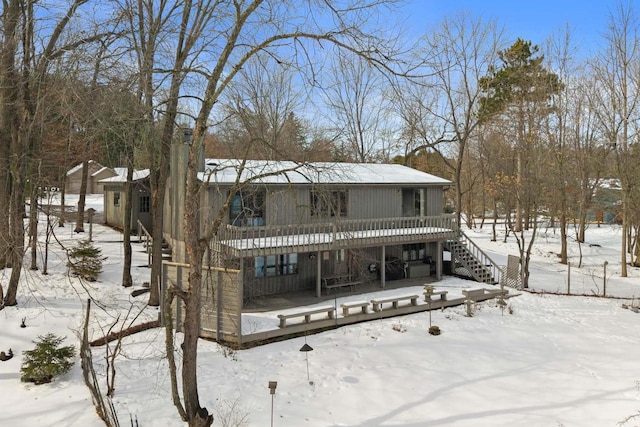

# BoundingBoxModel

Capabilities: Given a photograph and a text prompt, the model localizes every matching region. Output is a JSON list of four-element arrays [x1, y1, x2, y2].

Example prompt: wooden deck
[[242, 276, 437, 313]]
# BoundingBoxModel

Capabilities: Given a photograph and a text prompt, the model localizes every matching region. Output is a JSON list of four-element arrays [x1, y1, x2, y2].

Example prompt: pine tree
[[67, 240, 106, 282], [21, 333, 75, 384]]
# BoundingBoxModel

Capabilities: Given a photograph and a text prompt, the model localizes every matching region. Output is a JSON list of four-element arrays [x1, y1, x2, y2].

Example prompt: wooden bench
[[423, 289, 448, 302], [370, 295, 419, 312], [340, 301, 370, 317], [462, 288, 507, 302], [325, 280, 361, 294], [462, 289, 487, 301], [277, 305, 336, 328]]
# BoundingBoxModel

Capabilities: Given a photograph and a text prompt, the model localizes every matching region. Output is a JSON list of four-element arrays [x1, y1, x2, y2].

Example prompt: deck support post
[[436, 241, 442, 280], [381, 245, 386, 289], [316, 251, 322, 298]]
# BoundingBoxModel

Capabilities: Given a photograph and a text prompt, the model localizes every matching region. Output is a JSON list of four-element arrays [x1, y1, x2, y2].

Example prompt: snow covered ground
[[1, 196, 639, 427]]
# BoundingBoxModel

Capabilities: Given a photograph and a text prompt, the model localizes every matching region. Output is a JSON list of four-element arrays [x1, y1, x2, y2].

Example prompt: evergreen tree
[[478, 39, 563, 288], [21, 333, 75, 384], [67, 240, 106, 282]]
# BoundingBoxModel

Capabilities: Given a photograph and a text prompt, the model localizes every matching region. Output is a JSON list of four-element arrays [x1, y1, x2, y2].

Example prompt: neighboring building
[[65, 160, 118, 194], [100, 169, 152, 233], [587, 179, 622, 224]]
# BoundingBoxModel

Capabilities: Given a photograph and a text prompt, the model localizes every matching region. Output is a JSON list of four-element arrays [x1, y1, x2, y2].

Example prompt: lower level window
[[255, 253, 298, 278]]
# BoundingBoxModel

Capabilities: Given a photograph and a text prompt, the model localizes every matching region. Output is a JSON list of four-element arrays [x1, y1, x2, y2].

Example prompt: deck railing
[[137, 219, 153, 266], [215, 214, 458, 257]]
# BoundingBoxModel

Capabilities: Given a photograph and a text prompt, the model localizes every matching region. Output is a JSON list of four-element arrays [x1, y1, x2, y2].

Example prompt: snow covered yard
[[1, 198, 639, 426]]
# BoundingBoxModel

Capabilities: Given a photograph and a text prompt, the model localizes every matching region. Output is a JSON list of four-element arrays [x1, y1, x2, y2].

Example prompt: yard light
[[268, 381, 277, 427], [299, 340, 314, 383]]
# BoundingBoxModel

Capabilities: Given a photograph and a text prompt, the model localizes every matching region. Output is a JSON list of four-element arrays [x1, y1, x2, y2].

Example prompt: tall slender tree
[[589, 2, 640, 276], [479, 38, 563, 287]]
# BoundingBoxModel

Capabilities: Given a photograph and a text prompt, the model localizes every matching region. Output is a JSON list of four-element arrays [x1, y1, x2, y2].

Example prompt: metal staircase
[[445, 232, 503, 284]]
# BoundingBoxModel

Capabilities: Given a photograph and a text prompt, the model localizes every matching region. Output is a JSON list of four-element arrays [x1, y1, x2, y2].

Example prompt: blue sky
[[401, 0, 632, 57]]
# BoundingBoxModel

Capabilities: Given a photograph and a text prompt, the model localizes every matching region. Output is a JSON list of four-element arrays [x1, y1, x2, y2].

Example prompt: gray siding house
[[100, 169, 152, 233], [164, 142, 458, 304], [160, 138, 509, 346]]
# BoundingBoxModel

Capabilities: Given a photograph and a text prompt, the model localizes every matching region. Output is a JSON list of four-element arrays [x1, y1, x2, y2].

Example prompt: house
[[587, 179, 622, 225], [165, 142, 457, 286], [158, 135, 512, 343], [99, 169, 152, 233], [65, 160, 118, 194]]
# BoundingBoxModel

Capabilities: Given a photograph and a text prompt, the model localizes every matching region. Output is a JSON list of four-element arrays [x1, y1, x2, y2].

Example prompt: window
[[114, 192, 120, 207], [229, 190, 265, 226], [311, 190, 347, 217], [139, 195, 150, 213], [402, 188, 424, 217], [402, 243, 426, 262], [255, 253, 298, 278]]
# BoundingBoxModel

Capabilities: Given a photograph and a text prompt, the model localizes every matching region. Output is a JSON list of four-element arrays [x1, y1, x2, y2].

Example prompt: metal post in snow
[[567, 261, 571, 295], [603, 261, 608, 296], [268, 381, 277, 427]]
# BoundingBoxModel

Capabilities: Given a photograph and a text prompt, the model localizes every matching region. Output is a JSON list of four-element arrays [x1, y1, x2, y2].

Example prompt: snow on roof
[[66, 160, 99, 176], [199, 159, 451, 186], [91, 166, 116, 177], [98, 169, 150, 183]]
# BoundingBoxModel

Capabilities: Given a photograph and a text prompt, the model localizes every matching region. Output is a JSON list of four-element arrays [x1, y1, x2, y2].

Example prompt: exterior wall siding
[[103, 182, 151, 232], [204, 183, 444, 227]]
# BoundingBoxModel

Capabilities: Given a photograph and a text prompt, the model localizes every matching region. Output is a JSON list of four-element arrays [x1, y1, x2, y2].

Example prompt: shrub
[[428, 325, 441, 336], [67, 240, 106, 281], [21, 333, 75, 384]]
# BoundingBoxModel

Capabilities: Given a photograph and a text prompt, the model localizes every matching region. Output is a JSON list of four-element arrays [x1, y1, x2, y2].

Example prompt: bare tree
[[161, 2, 409, 425], [1, 0, 106, 306], [323, 50, 392, 162], [543, 26, 581, 264], [118, 0, 215, 307], [589, 2, 640, 276], [423, 14, 504, 228], [220, 54, 307, 160]]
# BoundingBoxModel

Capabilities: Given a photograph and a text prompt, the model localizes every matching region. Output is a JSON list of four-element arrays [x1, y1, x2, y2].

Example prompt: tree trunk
[[59, 180, 66, 227], [122, 165, 134, 288], [0, 1, 19, 270], [0, 142, 11, 268], [5, 155, 27, 306], [559, 208, 568, 265], [621, 207, 628, 277], [181, 125, 213, 427], [148, 172, 167, 307], [577, 203, 587, 243], [74, 159, 89, 233], [29, 184, 39, 270]]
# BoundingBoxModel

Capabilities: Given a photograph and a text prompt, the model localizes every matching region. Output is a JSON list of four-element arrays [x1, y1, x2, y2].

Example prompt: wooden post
[[87, 208, 95, 242]]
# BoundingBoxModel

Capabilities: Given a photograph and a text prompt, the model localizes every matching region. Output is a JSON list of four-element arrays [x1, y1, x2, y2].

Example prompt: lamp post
[[268, 381, 277, 427], [299, 340, 314, 383]]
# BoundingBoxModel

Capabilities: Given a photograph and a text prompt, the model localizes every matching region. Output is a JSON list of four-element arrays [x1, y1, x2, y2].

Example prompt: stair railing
[[454, 231, 505, 284], [137, 219, 152, 267]]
